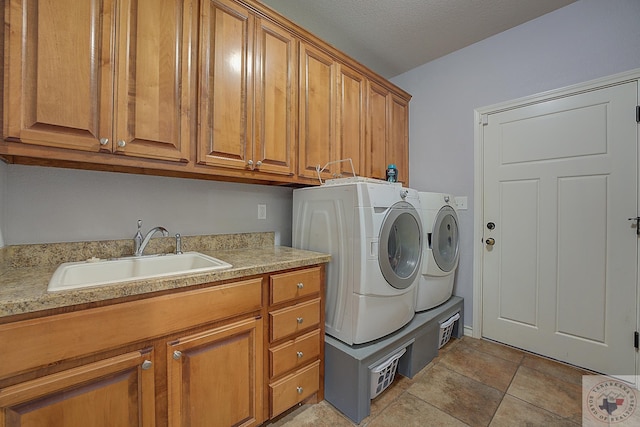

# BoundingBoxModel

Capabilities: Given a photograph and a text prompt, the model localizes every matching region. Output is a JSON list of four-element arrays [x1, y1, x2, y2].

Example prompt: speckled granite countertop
[[0, 232, 330, 319]]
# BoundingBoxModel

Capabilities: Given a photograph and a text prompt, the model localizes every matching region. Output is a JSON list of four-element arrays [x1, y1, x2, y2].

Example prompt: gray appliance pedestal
[[324, 296, 463, 423]]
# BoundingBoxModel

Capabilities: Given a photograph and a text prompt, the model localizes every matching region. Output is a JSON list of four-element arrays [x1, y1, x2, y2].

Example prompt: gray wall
[[391, 0, 640, 331], [1, 165, 293, 246]]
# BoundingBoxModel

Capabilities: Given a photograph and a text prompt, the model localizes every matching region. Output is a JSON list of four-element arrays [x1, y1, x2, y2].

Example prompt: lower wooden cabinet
[[167, 317, 263, 427], [267, 267, 324, 418], [0, 265, 325, 427], [0, 349, 156, 427]]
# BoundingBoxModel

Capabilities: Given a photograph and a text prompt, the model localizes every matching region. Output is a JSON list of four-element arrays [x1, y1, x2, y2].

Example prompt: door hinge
[[481, 114, 489, 126], [634, 331, 639, 349], [636, 105, 640, 123]]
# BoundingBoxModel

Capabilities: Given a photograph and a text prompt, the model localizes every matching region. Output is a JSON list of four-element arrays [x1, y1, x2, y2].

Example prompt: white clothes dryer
[[293, 177, 423, 345], [415, 192, 460, 311]]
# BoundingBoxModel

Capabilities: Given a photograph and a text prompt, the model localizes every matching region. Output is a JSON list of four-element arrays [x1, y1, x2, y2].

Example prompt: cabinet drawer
[[270, 267, 321, 305], [269, 360, 320, 418], [269, 329, 320, 378], [269, 298, 321, 342]]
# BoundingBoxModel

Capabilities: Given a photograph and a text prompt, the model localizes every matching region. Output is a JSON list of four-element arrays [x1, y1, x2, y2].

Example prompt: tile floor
[[265, 336, 590, 426]]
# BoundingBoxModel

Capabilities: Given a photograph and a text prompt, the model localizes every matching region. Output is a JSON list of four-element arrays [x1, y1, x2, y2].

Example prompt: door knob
[[485, 238, 496, 246]]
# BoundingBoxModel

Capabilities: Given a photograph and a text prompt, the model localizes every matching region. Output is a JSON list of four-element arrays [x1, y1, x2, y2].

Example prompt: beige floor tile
[[265, 401, 355, 427], [366, 392, 469, 427], [367, 373, 414, 419], [521, 354, 591, 386], [438, 342, 519, 392], [507, 366, 582, 424], [407, 363, 503, 426], [438, 336, 461, 354], [459, 337, 525, 365], [489, 394, 580, 426]]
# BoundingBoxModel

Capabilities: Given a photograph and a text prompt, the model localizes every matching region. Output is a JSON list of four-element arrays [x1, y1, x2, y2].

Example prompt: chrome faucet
[[134, 219, 169, 256]]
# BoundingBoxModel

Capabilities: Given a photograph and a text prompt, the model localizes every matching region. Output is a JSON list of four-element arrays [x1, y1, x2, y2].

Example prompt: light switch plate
[[258, 204, 267, 219], [454, 196, 467, 210]]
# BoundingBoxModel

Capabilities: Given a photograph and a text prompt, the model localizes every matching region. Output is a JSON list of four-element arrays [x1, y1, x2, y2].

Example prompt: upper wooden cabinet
[[337, 64, 366, 179], [388, 93, 410, 185], [4, 0, 194, 162], [366, 80, 410, 184], [298, 45, 366, 183], [198, 0, 297, 177], [1, 0, 409, 185], [298, 43, 336, 181]]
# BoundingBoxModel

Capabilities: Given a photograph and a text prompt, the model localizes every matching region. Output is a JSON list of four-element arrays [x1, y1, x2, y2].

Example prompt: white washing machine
[[415, 192, 460, 311], [293, 177, 423, 345]]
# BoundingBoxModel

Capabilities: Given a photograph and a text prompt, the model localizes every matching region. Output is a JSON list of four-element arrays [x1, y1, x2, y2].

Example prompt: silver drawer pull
[[296, 351, 304, 358], [141, 360, 152, 370], [173, 350, 182, 360], [296, 386, 303, 394], [296, 317, 304, 324], [297, 282, 304, 289]]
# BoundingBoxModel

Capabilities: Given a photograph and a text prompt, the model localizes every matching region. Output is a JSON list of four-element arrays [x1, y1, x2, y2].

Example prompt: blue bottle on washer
[[386, 164, 398, 182]]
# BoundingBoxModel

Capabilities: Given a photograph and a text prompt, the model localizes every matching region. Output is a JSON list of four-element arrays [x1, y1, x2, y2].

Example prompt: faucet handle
[[175, 234, 183, 255]]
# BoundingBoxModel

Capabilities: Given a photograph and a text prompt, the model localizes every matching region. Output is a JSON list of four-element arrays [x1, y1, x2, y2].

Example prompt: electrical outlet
[[258, 204, 267, 220], [454, 196, 468, 210]]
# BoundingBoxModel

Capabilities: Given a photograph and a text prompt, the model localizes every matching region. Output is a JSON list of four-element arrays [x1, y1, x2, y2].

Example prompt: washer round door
[[379, 202, 423, 289], [432, 205, 459, 273]]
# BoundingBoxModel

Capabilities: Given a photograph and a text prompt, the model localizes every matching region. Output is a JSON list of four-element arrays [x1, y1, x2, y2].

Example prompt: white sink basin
[[47, 252, 232, 292]]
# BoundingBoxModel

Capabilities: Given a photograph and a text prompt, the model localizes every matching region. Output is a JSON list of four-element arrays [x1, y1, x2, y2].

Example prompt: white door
[[482, 80, 638, 377]]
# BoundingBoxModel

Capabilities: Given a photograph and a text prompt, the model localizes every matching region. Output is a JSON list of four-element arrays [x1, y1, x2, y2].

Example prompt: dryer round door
[[379, 202, 423, 289], [432, 205, 459, 273]]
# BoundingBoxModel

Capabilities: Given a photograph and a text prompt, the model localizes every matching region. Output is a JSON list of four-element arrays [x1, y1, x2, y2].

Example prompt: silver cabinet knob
[[297, 282, 304, 289], [141, 360, 152, 370], [117, 140, 126, 148], [99, 137, 109, 146], [296, 317, 304, 324], [296, 386, 303, 394], [256, 160, 262, 167], [296, 351, 304, 358], [173, 350, 182, 360], [247, 160, 253, 166]]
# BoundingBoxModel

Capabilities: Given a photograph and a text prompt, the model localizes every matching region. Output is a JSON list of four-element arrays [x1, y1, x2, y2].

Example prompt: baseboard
[[463, 325, 473, 337]]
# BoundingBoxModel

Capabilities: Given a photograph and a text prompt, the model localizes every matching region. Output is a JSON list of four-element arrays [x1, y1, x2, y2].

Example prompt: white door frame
[[472, 68, 640, 341]]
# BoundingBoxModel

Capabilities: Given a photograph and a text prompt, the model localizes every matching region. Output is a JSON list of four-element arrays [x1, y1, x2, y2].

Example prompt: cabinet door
[[389, 93, 409, 184], [337, 64, 365, 178], [253, 19, 297, 176], [198, 0, 254, 170], [0, 349, 155, 427], [167, 317, 263, 427], [298, 43, 336, 181], [366, 81, 390, 180], [5, 0, 114, 151], [113, 0, 194, 162]]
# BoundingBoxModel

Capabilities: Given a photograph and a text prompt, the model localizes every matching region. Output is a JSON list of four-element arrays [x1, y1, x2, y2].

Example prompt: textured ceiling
[[261, 0, 577, 78]]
